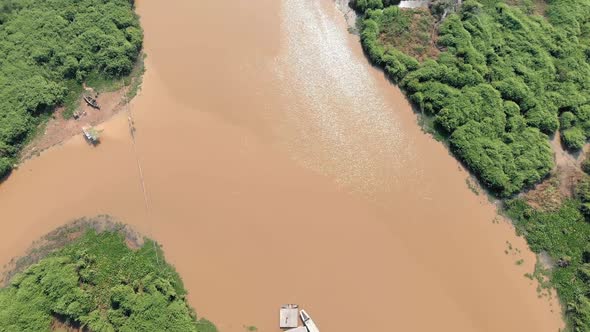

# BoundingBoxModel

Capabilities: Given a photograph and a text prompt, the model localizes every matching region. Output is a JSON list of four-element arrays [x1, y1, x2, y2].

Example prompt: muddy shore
[[18, 60, 144, 163], [0, 1, 564, 331]]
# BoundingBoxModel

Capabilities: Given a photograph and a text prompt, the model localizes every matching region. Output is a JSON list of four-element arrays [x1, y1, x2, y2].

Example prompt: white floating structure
[[280, 304, 299, 329], [300, 310, 320, 332], [286, 327, 307, 332], [82, 126, 100, 144]]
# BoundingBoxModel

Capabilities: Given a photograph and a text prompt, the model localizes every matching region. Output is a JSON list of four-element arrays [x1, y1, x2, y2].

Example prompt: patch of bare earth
[[505, 0, 547, 16], [379, 8, 440, 62], [532, 0, 548, 16], [19, 88, 128, 162], [51, 318, 85, 332], [523, 133, 586, 211]]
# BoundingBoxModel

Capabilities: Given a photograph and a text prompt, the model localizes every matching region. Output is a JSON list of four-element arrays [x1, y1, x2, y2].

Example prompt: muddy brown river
[[0, 0, 564, 331]]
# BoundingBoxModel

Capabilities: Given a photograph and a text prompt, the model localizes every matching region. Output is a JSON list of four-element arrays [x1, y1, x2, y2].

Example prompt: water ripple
[[273, 0, 414, 195]]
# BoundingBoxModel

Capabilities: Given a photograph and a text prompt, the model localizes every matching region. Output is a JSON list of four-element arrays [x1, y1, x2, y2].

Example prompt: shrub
[[356, 0, 589, 195], [563, 127, 587, 151], [561, 111, 577, 129], [0, 230, 216, 332], [0, 0, 143, 179]]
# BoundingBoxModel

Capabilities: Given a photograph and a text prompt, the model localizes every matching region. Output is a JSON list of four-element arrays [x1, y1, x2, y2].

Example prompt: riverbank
[[0, 0, 564, 331], [18, 55, 145, 163], [1, 215, 137, 286], [0, 0, 143, 179], [0, 217, 215, 331], [350, 0, 589, 328]]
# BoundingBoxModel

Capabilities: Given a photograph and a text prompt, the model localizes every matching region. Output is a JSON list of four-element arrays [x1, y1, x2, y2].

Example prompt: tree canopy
[[506, 198, 590, 331], [358, 0, 590, 196], [0, 229, 215, 332], [0, 0, 142, 178], [355, 0, 590, 329]]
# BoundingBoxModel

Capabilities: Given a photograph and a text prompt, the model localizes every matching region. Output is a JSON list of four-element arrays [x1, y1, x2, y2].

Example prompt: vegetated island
[[0, 0, 144, 179], [0, 217, 216, 332], [350, 0, 590, 329]]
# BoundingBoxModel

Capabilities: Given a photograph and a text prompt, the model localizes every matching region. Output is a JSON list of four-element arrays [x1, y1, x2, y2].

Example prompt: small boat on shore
[[82, 126, 100, 144], [300, 310, 320, 332], [83, 95, 100, 109]]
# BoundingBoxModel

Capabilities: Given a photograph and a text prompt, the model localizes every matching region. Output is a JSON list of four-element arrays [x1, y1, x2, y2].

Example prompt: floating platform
[[280, 304, 299, 329]]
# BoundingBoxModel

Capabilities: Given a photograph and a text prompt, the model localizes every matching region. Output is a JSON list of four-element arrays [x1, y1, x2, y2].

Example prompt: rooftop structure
[[280, 304, 299, 329]]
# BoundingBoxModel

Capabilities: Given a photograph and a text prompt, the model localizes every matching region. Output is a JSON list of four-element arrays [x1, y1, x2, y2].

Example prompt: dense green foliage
[[0, 230, 215, 332], [0, 0, 142, 178], [506, 199, 590, 331], [357, 0, 590, 328], [358, 0, 590, 196]]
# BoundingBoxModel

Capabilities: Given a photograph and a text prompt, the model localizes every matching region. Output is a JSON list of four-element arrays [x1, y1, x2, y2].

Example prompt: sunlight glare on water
[[274, 0, 417, 194]]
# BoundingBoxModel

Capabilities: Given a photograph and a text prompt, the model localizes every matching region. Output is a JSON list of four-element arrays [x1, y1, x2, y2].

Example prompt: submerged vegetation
[[506, 199, 590, 331], [0, 0, 143, 178], [354, 0, 590, 329], [0, 219, 216, 332]]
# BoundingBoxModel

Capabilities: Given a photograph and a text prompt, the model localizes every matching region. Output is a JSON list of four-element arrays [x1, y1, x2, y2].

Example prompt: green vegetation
[[124, 53, 146, 101], [355, 0, 590, 329], [371, 7, 437, 60], [465, 178, 480, 195], [0, 0, 143, 178], [0, 224, 215, 332], [357, 0, 590, 196], [351, 0, 402, 12], [506, 199, 590, 331], [583, 156, 590, 175]]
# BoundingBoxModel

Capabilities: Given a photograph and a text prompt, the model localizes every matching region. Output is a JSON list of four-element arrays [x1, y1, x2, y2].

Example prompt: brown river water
[[0, 0, 564, 331]]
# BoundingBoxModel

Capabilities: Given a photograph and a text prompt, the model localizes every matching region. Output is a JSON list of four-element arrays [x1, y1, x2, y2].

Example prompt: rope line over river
[[125, 91, 160, 266]]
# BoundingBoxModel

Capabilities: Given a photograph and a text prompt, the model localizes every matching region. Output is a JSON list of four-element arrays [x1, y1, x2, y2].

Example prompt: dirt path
[[524, 133, 586, 210], [551, 132, 585, 195], [19, 88, 130, 162]]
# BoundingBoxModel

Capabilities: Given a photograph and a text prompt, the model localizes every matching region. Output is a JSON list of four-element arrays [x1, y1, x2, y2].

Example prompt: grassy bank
[[355, 0, 589, 197], [352, 0, 590, 329], [0, 0, 143, 178], [506, 197, 590, 330], [0, 217, 216, 332]]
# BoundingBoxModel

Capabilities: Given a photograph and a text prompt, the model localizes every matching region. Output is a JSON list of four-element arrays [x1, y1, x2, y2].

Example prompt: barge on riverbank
[[82, 126, 100, 144]]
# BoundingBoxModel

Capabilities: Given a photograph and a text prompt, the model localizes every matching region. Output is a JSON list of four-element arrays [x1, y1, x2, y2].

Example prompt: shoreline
[[0, 215, 144, 287], [0, 0, 566, 330], [17, 55, 145, 165], [342, 1, 586, 328], [334, 0, 358, 32]]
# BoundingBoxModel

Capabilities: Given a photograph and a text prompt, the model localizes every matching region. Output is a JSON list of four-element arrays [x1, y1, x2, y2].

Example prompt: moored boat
[[83, 95, 100, 109], [300, 310, 320, 332], [82, 126, 100, 144]]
